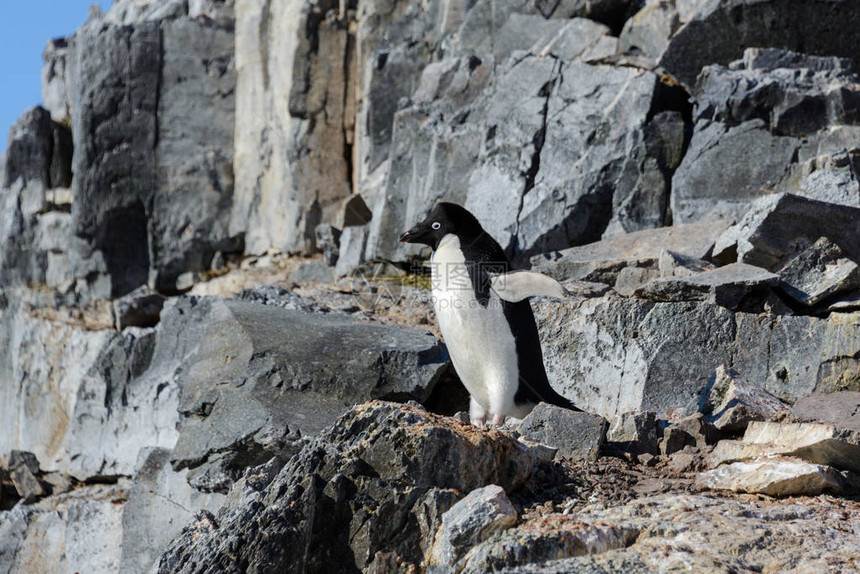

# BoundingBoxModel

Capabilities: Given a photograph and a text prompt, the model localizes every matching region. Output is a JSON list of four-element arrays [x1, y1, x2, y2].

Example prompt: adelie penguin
[[400, 202, 581, 426]]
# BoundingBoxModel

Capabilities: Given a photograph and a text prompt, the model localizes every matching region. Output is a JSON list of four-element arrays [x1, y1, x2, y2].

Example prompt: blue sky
[[0, 1, 113, 153]]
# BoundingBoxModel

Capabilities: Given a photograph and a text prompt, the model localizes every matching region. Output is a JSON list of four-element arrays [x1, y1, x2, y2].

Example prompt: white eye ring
[[431, 222, 441, 230]]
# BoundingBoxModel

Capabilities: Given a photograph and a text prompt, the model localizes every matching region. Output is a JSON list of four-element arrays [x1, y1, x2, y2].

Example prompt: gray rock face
[[607, 411, 659, 456], [659, 0, 860, 90], [671, 48, 860, 225], [169, 295, 450, 486], [535, 297, 860, 419], [776, 236, 860, 306], [158, 402, 533, 573], [68, 12, 237, 297], [518, 404, 607, 461]]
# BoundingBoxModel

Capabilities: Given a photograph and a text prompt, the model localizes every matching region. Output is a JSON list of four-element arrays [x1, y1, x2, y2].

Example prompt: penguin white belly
[[432, 235, 520, 421]]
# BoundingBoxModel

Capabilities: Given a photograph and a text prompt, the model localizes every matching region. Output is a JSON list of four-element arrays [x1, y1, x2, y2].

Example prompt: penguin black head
[[398, 202, 484, 250]]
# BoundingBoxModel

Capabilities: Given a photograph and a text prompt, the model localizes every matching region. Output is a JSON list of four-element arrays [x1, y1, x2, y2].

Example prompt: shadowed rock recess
[[2, 0, 860, 572]]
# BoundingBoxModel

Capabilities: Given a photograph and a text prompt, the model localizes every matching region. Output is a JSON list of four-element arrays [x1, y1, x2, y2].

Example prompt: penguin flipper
[[490, 271, 566, 303]]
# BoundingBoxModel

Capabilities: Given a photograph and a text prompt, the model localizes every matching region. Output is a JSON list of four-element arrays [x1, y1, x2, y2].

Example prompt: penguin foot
[[492, 414, 506, 426], [471, 416, 486, 427]]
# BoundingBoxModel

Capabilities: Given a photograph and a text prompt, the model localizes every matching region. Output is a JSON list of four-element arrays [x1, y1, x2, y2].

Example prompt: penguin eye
[[431, 222, 441, 230]]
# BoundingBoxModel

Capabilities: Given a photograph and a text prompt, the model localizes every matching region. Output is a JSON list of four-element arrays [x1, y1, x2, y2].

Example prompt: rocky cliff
[[1, 0, 860, 572]]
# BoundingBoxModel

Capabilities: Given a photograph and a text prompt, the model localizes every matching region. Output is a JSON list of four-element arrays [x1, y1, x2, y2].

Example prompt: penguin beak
[[399, 226, 422, 243]]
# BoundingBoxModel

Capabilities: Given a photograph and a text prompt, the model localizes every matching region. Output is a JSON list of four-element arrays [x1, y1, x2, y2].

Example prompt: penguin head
[[399, 202, 483, 250]]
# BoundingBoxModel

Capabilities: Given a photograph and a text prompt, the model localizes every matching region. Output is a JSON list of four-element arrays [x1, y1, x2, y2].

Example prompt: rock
[[69, 20, 161, 297], [713, 193, 860, 270], [518, 404, 607, 461], [613, 266, 659, 297], [148, 17, 238, 293], [0, 484, 128, 574], [112, 286, 167, 330], [776, 236, 860, 306], [460, 516, 638, 574], [671, 119, 799, 225], [230, 0, 352, 257], [531, 220, 730, 283], [708, 421, 860, 475], [796, 145, 860, 207], [640, 262, 780, 310], [334, 224, 369, 277], [7, 451, 45, 502], [169, 296, 450, 485], [618, 1, 680, 63], [659, 0, 860, 90], [120, 448, 225, 573], [660, 413, 718, 456], [314, 224, 342, 266], [530, 18, 614, 61], [429, 484, 517, 569], [158, 402, 533, 573], [694, 48, 859, 137], [41, 38, 71, 124], [289, 260, 335, 285], [696, 457, 848, 496], [607, 411, 659, 456], [699, 366, 789, 432], [335, 194, 373, 228], [657, 249, 714, 277], [792, 392, 860, 432]]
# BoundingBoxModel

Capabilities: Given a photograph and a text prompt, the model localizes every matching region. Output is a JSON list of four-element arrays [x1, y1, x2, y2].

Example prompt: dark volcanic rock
[[169, 296, 450, 485], [157, 402, 532, 574]]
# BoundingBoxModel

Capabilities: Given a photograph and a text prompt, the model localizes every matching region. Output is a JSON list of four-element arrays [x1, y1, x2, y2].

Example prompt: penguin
[[399, 202, 581, 426]]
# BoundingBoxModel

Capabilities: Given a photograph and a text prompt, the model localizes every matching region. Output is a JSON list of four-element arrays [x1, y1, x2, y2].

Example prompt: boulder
[[518, 403, 607, 461], [169, 295, 450, 486], [607, 411, 659, 456], [157, 402, 533, 573], [429, 484, 518, 569], [112, 286, 167, 330], [659, 0, 860, 91], [776, 236, 860, 306], [699, 366, 789, 431], [640, 262, 780, 310], [713, 193, 860, 270], [696, 457, 848, 496]]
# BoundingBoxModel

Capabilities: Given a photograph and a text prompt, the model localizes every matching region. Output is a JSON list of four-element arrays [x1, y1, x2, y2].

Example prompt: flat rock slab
[[696, 457, 846, 496], [531, 221, 730, 282], [641, 262, 779, 309], [518, 404, 607, 461], [714, 193, 860, 271], [777, 236, 860, 306], [170, 298, 449, 475], [708, 421, 860, 474], [792, 392, 860, 432]]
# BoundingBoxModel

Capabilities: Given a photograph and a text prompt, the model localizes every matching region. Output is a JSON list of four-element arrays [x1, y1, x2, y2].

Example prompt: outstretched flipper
[[489, 271, 567, 303]]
